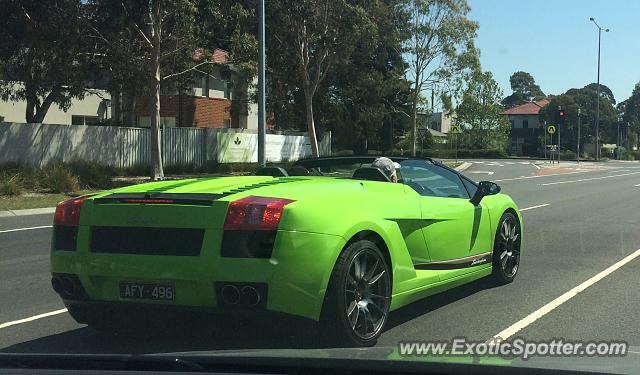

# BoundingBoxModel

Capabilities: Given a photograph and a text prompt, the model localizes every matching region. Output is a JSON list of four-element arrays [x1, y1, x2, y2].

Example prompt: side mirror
[[470, 181, 501, 206]]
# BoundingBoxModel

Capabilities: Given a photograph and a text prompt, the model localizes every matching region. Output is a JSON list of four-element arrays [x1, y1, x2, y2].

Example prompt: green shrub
[[0, 162, 21, 174], [41, 164, 80, 193], [118, 164, 150, 177], [332, 149, 355, 156], [559, 150, 577, 160], [164, 163, 200, 175], [396, 148, 508, 159], [216, 163, 257, 174], [0, 173, 23, 196], [0, 163, 39, 190], [66, 160, 115, 189]]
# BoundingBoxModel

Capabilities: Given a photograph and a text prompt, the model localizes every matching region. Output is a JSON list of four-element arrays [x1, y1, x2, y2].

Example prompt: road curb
[[0, 207, 56, 218], [455, 162, 472, 172]]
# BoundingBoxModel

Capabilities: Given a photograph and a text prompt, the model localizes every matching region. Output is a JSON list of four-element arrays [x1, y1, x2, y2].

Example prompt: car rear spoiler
[[92, 192, 226, 206]]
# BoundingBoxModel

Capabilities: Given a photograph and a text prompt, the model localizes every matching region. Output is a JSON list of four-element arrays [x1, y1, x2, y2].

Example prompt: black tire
[[492, 211, 521, 284], [321, 239, 391, 347]]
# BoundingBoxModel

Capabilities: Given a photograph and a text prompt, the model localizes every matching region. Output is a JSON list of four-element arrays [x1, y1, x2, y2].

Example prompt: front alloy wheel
[[492, 211, 521, 284], [323, 239, 391, 346]]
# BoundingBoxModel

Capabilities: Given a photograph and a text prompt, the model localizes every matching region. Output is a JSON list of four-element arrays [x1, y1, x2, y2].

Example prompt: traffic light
[[557, 107, 566, 125]]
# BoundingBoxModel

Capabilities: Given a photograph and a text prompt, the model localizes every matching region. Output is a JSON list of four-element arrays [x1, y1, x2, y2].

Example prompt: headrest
[[288, 165, 310, 176]]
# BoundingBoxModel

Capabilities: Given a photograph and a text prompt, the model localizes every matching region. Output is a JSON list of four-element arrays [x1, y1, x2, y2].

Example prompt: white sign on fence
[[0, 123, 329, 167], [217, 132, 258, 163], [217, 132, 312, 163]]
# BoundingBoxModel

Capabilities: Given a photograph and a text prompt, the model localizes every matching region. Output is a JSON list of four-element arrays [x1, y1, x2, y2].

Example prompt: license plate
[[119, 282, 174, 301]]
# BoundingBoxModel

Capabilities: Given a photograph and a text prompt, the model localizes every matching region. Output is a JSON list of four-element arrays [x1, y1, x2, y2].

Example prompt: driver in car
[[371, 157, 401, 183]]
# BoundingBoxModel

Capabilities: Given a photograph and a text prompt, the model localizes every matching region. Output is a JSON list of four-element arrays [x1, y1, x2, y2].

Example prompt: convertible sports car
[[50, 156, 522, 346]]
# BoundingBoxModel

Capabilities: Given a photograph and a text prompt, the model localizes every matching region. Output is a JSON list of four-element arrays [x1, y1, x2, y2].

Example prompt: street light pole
[[590, 17, 609, 161], [257, 0, 266, 166], [577, 108, 581, 163], [617, 116, 621, 160]]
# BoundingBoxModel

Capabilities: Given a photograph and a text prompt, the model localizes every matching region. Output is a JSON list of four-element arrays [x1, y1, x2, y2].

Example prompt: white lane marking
[[538, 171, 640, 186], [470, 171, 495, 175], [473, 161, 485, 164], [493, 169, 590, 182], [0, 225, 52, 234], [490, 248, 640, 341], [0, 309, 68, 330], [532, 163, 541, 170], [634, 183, 640, 187], [519, 162, 531, 165], [518, 204, 550, 212], [505, 162, 515, 165]]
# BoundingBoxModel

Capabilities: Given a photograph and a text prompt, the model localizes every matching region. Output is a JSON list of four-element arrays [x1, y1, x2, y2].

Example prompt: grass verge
[[0, 190, 98, 211]]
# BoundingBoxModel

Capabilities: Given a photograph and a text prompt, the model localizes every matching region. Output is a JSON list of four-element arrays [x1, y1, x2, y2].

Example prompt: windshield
[[1, 0, 639, 373]]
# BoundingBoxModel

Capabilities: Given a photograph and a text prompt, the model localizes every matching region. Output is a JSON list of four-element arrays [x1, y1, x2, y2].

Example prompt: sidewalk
[[0, 207, 56, 218]]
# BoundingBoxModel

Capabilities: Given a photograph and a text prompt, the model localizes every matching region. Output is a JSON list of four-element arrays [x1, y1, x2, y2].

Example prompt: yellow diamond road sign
[[451, 124, 461, 134], [547, 125, 556, 135]]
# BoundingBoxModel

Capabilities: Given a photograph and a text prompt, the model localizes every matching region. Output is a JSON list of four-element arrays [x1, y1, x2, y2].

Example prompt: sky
[[468, 0, 640, 103]]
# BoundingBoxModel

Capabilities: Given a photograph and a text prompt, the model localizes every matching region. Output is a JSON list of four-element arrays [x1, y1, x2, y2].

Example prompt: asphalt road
[[2, 159, 640, 360]]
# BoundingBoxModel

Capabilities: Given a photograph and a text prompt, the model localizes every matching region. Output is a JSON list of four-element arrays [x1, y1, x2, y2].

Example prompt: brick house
[[135, 49, 258, 129], [502, 99, 550, 155]]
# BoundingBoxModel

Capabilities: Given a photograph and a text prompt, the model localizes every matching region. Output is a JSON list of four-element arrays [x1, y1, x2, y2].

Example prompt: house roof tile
[[502, 99, 550, 115]]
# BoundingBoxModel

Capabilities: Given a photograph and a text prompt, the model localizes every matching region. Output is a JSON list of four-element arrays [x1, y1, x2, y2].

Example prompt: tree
[[268, 0, 371, 157], [88, 0, 232, 180], [540, 83, 618, 154], [318, 0, 412, 154], [622, 83, 640, 142], [455, 71, 510, 150], [501, 71, 544, 108], [405, 0, 479, 156], [0, 0, 92, 123]]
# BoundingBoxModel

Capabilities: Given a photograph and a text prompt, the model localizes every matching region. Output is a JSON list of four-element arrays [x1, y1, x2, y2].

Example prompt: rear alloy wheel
[[492, 211, 521, 284], [322, 239, 391, 347]]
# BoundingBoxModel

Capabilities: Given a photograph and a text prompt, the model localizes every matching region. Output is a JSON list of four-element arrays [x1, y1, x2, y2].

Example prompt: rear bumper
[[51, 229, 346, 321], [63, 299, 311, 326]]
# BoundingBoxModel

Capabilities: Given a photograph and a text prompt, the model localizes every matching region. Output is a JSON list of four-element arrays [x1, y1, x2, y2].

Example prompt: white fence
[[0, 123, 331, 168]]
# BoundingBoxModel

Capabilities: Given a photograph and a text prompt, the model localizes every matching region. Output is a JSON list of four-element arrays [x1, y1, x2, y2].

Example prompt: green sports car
[[50, 156, 522, 346]]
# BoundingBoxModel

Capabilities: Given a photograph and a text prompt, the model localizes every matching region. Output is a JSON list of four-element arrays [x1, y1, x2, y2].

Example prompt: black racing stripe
[[414, 252, 492, 270], [93, 192, 226, 206], [147, 179, 213, 192]]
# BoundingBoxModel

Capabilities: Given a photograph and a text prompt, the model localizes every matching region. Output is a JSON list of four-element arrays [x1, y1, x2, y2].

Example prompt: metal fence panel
[[0, 123, 328, 168]]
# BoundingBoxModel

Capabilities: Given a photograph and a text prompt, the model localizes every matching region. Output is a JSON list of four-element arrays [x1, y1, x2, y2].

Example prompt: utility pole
[[257, 0, 266, 166], [627, 122, 631, 153], [558, 121, 561, 163], [577, 108, 581, 164], [617, 116, 621, 160], [544, 120, 547, 162], [590, 17, 609, 161]]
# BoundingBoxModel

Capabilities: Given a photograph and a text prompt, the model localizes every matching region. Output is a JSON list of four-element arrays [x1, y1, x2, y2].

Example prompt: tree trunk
[[25, 96, 36, 123], [123, 85, 136, 127], [149, 0, 164, 180], [304, 92, 320, 157], [26, 89, 56, 123], [411, 94, 418, 157], [111, 86, 122, 125]]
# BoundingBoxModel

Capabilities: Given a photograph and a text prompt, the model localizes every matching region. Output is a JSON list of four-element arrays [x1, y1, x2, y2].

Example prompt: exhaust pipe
[[241, 286, 261, 307], [220, 284, 240, 305]]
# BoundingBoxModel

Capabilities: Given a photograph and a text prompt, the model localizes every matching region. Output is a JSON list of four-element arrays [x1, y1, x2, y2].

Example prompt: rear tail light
[[224, 196, 294, 231], [54, 196, 87, 226]]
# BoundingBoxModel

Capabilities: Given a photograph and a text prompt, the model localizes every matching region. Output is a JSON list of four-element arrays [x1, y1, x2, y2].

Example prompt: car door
[[399, 160, 492, 280]]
